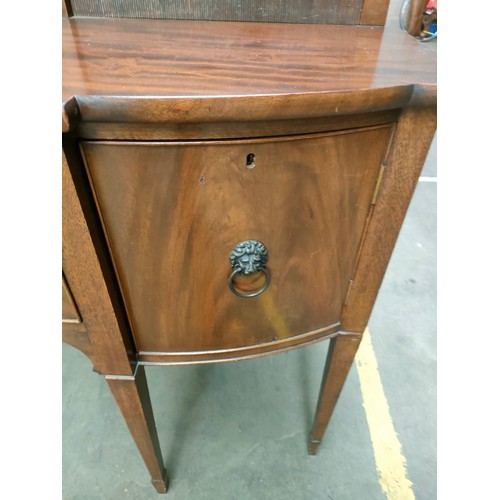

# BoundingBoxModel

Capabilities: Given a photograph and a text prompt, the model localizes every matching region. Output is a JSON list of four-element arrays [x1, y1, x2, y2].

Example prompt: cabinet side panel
[[342, 102, 436, 332], [63, 148, 135, 375]]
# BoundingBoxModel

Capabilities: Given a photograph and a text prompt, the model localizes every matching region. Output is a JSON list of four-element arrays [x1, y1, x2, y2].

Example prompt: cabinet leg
[[309, 334, 362, 455], [106, 365, 168, 493]]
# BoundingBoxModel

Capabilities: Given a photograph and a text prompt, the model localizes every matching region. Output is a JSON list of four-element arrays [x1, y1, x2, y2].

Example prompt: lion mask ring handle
[[228, 240, 270, 298]]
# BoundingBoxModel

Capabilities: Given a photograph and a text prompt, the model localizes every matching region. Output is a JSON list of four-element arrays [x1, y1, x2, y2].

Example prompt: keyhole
[[246, 153, 256, 169]]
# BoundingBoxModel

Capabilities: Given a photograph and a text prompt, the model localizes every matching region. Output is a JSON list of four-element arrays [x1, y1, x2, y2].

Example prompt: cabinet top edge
[[63, 85, 436, 132]]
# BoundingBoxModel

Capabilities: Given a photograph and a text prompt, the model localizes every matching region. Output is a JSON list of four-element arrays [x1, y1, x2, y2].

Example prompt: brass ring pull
[[228, 240, 270, 298]]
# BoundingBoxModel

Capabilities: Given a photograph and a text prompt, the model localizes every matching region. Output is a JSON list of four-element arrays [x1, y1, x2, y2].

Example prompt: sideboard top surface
[[62, 18, 436, 126]]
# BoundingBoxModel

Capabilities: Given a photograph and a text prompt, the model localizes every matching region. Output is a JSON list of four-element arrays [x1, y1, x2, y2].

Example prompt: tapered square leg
[[309, 334, 362, 455], [106, 365, 168, 493]]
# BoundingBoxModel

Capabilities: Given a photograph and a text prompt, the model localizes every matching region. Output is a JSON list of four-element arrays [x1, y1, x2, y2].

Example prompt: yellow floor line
[[355, 328, 415, 500]]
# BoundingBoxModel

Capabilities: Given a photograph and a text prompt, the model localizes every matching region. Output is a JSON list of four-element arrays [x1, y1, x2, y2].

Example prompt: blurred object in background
[[400, 0, 437, 41]]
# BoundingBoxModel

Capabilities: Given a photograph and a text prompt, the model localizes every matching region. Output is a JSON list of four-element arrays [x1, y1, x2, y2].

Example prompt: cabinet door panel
[[81, 126, 393, 353]]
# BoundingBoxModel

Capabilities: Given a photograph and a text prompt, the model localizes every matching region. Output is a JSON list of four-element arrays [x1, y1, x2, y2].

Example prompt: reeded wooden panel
[[81, 125, 393, 353], [70, 0, 364, 24]]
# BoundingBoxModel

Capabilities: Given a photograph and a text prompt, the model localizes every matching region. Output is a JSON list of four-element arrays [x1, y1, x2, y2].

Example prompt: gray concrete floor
[[63, 4, 437, 498]]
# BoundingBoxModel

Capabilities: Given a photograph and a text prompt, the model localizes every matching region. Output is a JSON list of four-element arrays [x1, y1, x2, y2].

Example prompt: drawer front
[[81, 126, 393, 353]]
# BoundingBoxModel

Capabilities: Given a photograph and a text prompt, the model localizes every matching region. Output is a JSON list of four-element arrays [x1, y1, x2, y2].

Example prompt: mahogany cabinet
[[62, 0, 436, 493]]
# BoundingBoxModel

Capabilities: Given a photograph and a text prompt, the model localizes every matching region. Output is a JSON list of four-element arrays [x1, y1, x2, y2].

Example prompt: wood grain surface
[[75, 109, 401, 142], [62, 275, 81, 323], [62, 18, 436, 128], [63, 148, 136, 375], [81, 125, 393, 353]]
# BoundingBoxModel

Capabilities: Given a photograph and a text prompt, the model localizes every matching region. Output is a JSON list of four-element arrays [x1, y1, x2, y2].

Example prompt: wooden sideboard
[[62, 0, 436, 493]]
